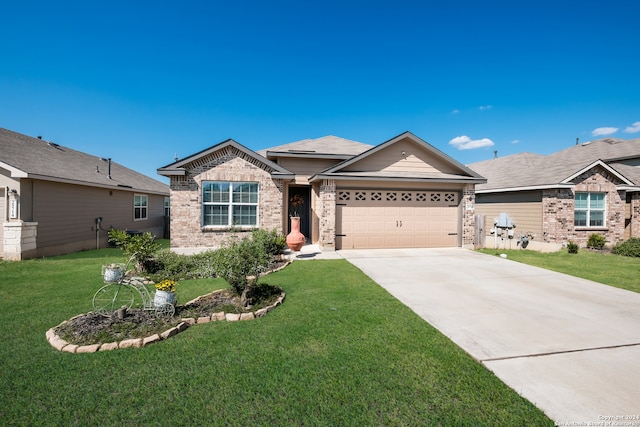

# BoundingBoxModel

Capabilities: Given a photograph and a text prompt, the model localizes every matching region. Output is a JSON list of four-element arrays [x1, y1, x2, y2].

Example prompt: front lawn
[[0, 248, 552, 426], [478, 248, 640, 293]]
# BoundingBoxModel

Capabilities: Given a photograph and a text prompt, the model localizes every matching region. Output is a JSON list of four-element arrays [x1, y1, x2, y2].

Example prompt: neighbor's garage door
[[336, 189, 459, 250]]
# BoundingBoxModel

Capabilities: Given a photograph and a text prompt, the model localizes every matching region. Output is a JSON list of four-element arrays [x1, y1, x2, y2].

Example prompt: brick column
[[3, 222, 38, 260], [462, 185, 476, 247], [318, 179, 336, 251]]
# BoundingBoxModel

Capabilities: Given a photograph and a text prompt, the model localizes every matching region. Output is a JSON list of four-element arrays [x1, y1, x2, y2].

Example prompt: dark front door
[[288, 186, 311, 240]]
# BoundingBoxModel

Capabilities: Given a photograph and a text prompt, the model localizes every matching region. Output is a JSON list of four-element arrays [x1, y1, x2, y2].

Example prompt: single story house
[[469, 137, 640, 251], [157, 131, 486, 251], [0, 128, 170, 260]]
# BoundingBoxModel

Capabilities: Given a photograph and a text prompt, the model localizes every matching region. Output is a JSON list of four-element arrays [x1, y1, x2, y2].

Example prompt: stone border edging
[[46, 291, 285, 353]]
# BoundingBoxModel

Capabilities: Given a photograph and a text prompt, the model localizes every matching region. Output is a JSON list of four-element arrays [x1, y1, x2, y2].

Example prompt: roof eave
[[265, 151, 354, 160], [476, 184, 575, 194], [157, 168, 187, 176], [309, 173, 486, 184], [0, 161, 28, 178]]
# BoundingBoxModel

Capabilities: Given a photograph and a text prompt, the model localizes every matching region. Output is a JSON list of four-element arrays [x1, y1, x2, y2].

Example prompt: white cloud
[[624, 121, 640, 133], [511, 139, 520, 144], [592, 127, 618, 136], [479, 105, 492, 111], [449, 135, 495, 150], [451, 109, 460, 115]]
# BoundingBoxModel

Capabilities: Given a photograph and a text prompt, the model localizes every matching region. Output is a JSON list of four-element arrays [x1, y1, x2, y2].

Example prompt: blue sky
[[2, 0, 639, 181]]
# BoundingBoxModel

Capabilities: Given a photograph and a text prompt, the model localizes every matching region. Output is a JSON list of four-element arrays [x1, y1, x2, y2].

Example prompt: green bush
[[587, 233, 606, 249], [567, 241, 579, 254], [251, 228, 286, 257], [612, 238, 640, 257], [214, 236, 271, 298], [108, 229, 161, 272]]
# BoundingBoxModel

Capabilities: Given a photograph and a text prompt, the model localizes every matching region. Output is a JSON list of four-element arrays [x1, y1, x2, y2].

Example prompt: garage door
[[336, 189, 459, 249]]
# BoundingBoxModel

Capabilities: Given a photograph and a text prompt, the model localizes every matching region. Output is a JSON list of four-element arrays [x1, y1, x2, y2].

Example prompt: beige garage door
[[336, 189, 460, 250]]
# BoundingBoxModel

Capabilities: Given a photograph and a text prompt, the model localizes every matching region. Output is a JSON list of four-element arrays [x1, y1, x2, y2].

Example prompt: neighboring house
[[469, 137, 640, 250], [0, 128, 170, 260], [157, 131, 485, 251]]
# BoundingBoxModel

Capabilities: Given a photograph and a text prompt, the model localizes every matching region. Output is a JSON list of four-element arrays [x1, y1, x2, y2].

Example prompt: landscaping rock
[[99, 342, 119, 351], [62, 344, 78, 353], [213, 312, 226, 321], [161, 327, 179, 340], [182, 317, 196, 325], [177, 322, 189, 332], [225, 313, 240, 322], [119, 338, 143, 349], [255, 308, 268, 318], [240, 312, 255, 321], [76, 344, 101, 353], [197, 316, 210, 324], [49, 335, 69, 351], [143, 334, 161, 346]]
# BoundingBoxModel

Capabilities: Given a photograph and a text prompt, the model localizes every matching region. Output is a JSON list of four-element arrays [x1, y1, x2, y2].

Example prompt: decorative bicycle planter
[[93, 257, 175, 318]]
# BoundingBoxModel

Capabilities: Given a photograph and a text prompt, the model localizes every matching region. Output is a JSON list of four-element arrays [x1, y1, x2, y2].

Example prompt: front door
[[288, 186, 311, 240]]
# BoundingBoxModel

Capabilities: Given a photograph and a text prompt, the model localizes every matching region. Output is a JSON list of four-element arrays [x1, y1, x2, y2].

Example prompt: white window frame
[[574, 192, 606, 228], [164, 197, 170, 217], [134, 194, 148, 221], [202, 181, 259, 228]]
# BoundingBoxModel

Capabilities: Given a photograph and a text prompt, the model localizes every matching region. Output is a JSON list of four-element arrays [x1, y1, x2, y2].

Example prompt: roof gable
[[0, 128, 168, 195], [158, 139, 294, 178], [561, 160, 633, 186], [312, 132, 485, 183]]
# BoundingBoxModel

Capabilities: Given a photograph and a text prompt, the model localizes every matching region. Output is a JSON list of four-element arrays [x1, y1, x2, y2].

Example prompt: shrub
[[251, 228, 286, 257], [567, 241, 579, 254], [108, 229, 161, 272], [612, 238, 640, 257], [587, 233, 606, 250]]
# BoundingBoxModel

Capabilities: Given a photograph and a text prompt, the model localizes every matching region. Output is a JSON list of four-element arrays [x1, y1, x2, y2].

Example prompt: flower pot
[[286, 216, 306, 251], [154, 290, 177, 307], [102, 265, 124, 283]]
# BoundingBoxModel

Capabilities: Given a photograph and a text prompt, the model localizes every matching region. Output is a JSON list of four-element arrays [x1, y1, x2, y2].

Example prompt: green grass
[[0, 247, 553, 426], [478, 248, 640, 293]]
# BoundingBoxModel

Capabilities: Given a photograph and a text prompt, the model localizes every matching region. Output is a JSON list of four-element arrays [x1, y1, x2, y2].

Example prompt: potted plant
[[286, 193, 306, 251], [102, 263, 125, 283], [154, 279, 178, 307]]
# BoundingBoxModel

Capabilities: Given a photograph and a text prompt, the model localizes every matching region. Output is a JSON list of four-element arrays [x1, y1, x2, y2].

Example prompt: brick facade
[[462, 184, 476, 247], [317, 179, 336, 250], [542, 166, 627, 247], [169, 151, 284, 249]]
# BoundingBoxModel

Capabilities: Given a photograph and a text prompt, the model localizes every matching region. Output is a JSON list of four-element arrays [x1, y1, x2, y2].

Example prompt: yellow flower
[[155, 279, 178, 292]]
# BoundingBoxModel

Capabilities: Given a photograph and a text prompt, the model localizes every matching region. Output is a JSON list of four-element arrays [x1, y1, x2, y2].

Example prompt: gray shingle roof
[[469, 138, 640, 191], [258, 135, 373, 157], [0, 128, 169, 195]]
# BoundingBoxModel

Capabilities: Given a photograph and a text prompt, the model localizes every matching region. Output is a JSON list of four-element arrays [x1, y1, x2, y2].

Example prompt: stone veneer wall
[[631, 193, 640, 239], [317, 179, 336, 250], [170, 153, 284, 249], [462, 184, 476, 247], [3, 221, 38, 260], [542, 166, 626, 247]]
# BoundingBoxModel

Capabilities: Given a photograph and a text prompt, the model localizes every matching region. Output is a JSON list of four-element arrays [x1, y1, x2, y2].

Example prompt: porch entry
[[288, 186, 311, 240]]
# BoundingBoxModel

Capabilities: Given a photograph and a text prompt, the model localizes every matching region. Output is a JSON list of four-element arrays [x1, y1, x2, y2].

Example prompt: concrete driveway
[[339, 247, 640, 426]]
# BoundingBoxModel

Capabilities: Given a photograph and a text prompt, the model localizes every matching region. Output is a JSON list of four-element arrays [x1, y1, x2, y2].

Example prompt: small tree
[[108, 229, 161, 272]]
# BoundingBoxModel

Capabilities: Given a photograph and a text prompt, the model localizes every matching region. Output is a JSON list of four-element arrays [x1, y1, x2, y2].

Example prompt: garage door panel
[[336, 189, 460, 250]]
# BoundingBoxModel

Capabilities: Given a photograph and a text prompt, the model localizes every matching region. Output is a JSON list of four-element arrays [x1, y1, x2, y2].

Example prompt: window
[[202, 182, 258, 227], [134, 194, 148, 220], [574, 192, 605, 227], [164, 197, 170, 217]]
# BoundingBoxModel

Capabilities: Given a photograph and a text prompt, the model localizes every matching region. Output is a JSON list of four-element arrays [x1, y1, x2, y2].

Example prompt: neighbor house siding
[[0, 187, 5, 257], [169, 155, 284, 249], [476, 191, 543, 239], [30, 180, 166, 257]]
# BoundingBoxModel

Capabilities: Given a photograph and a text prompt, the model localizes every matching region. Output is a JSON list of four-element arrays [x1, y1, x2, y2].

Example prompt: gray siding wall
[[0, 187, 4, 257], [30, 179, 166, 257], [476, 191, 543, 238]]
